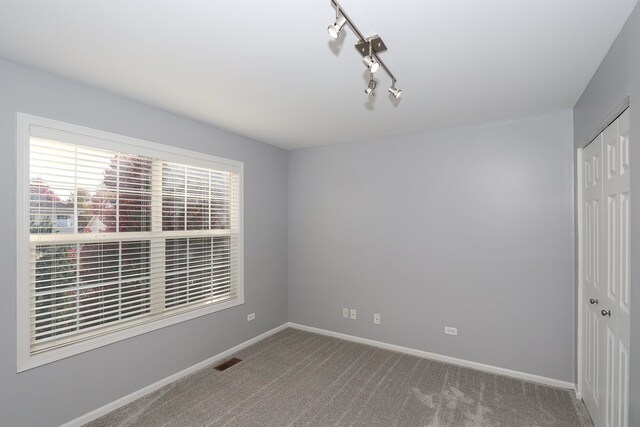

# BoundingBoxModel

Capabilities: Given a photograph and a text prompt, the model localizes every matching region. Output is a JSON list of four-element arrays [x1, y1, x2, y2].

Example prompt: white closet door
[[582, 109, 630, 427]]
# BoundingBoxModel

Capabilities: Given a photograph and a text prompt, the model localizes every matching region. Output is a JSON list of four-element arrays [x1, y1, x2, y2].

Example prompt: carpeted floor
[[86, 328, 593, 426]]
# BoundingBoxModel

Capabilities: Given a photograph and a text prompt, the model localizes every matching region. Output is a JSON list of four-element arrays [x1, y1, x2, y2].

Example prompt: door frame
[[576, 96, 630, 401]]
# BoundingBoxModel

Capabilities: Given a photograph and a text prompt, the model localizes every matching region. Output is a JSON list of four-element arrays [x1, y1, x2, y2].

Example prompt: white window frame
[[16, 113, 244, 372]]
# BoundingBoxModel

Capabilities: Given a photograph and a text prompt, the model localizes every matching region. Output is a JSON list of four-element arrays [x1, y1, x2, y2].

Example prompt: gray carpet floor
[[86, 328, 593, 427]]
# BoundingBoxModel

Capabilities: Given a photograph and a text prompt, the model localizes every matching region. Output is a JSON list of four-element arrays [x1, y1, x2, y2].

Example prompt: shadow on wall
[[328, 28, 346, 56]]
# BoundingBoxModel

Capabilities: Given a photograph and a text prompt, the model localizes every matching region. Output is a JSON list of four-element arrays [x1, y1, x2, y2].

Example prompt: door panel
[[618, 342, 629, 427], [617, 110, 631, 345], [620, 192, 630, 314], [583, 135, 604, 423], [616, 110, 631, 427], [606, 326, 615, 427], [606, 193, 617, 301]]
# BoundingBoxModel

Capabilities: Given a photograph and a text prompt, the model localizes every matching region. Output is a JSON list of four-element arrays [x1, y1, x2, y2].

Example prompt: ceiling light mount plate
[[355, 35, 387, 57]]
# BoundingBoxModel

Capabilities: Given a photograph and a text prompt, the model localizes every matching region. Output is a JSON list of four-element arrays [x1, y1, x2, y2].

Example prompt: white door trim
[[577, 145, 585, 400], [581, 97, 630, 147]]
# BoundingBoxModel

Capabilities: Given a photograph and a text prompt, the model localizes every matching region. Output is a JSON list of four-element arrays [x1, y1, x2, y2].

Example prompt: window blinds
[[28, 138, 240, 354]]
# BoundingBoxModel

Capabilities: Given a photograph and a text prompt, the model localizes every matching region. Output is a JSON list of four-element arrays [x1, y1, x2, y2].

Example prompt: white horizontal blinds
[[161, 162, 239, 309], [165, 237, 235, 307], [28, 136, 240, 355], [32, 241, 151, 345], [29, 138, 154, 352], [111, 155, 153, 233], [30, 138, 152, 235], [162, 162, 233, 231]]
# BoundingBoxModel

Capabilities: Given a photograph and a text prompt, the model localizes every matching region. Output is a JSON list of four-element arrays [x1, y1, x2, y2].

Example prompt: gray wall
[[288, 110, 576, 382], [573, 2, 640, 424], [0, 59, 288, 426]]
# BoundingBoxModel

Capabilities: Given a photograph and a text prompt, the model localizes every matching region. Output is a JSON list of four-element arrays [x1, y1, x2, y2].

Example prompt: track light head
[[365, 78, 377, 96], [328, 12, 347, 39], [363, 55, 380, 73], [388, 85, 402, 99]]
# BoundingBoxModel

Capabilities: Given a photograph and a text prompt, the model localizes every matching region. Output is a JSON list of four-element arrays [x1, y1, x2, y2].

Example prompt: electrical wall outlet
[[247, 313, 255, 321], [373, 313, 381, 324], [342, 308, 349, 318], [444, 326, 457, 335], [350, 308, 357, 320]]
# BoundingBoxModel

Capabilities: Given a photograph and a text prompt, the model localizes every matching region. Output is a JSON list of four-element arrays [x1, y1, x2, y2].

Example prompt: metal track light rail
[[328, 0, 402, 99]]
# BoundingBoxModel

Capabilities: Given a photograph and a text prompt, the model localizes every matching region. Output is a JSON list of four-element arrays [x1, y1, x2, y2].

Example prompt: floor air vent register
[[214, 357, 242, 372]]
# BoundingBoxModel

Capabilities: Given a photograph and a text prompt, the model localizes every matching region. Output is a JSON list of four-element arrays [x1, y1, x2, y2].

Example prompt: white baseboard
[[60, 323, 289, 427], [287, 322, 576, 392]]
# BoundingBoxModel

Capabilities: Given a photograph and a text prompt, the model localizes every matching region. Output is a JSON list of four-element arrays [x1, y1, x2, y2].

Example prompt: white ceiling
[[0, 0, 637, 150]]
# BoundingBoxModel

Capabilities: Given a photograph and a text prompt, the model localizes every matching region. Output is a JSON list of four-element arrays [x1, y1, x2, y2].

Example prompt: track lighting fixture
[[327, 0, 402, 100], [365, 76, 377, 96], [388, 84, 402, 99], [327, 9, 347, 39], [362, 40, 380, 73]]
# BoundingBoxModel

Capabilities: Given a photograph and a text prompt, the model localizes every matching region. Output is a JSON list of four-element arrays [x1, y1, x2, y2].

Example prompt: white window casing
[[16, 113, 244, 372]]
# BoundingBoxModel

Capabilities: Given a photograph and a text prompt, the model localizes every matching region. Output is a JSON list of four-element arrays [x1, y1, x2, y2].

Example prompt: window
[[17, 114, 243, 371]]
